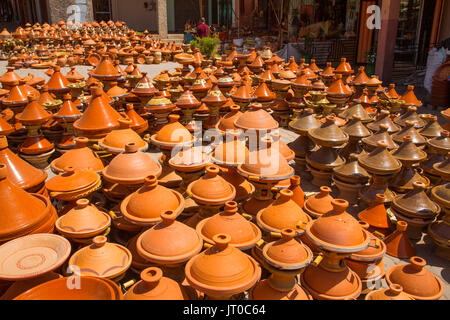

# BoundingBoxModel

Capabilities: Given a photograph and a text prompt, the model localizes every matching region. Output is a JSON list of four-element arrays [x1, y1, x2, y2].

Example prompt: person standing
[[197, 17, 210, 38]]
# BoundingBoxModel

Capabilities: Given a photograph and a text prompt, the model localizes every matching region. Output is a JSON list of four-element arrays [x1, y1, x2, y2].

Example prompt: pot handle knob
[[312, 254, 323, 267]]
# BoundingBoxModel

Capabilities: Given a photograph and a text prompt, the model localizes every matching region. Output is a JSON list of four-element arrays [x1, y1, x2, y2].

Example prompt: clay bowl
[[168, 150, 210, 173], [14, 276, 119, 300], [0, 234, 71, 281]]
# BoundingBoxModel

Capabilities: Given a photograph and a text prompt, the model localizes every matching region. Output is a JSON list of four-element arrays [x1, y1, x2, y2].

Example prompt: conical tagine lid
[[234, 103, 278, 131], [358, 140, 402, 175]]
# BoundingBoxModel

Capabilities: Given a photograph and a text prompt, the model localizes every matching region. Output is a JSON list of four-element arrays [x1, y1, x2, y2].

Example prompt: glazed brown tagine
[[249, 228, 313, 300], [184, 233, 261, 299], [301, 199, 370, 300], [421, 131, 450, 184]]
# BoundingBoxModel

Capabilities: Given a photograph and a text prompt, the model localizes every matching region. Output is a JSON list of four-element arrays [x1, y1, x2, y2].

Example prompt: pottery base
[[333, 176, 364, 205], [20, 149, 55, 169], [307, 165, 332, 187]]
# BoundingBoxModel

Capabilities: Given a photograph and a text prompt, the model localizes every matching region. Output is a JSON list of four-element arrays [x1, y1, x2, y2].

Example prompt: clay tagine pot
[[184, 233, 261, 299], [382, 221, 416, 259], [385, 256, 443, 300], [365, 284, 413, 300], [234, 103, 279, 133], [98, 118, 148, 154]]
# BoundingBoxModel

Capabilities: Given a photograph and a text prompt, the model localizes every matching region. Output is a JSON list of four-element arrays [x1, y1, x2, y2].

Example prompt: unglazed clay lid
[[427, 128, 450, 152], [288, 108, 321, 135], [365, 284, 414, 300], [392, 182, 440, 219], [358, 140, 402, 175], [303, 186, 334, 217], [279, 69, 297, 80], [136, 210, 203, 265], [51, 137, 104, 173], [392, 136, 427, 163], [0, 135, 47, 189], [184, 233, 261, 296], [385, 256, 443, 300], [308, 116, 349, 146], [0, 234, 71, 281], [151, 114, 194, 147], [175, 90, 200, 109], [53, 93, 82, 119], [342, 115, 371, 139], [98, 118, 148, 152], [306, 199, 370, 252], [196, 201, 261, 250], [291, 71, 312, 87], [124, 267, 190, 300], [234, 103, 279, 131], [68, 236, 131, 279], [121, 175, 184, 225], [349, 221, 386, 261], [211, 130, 248, 166], [257, 189, 311, 235], [0, 164, 52, 241], [186, 165, 236, 205], [55, 198, 111, 238], [338, 103, 372, 122], [45, 167, 100, 193], [262, 228, 313, 270], [400, 85, 422, 106], [216, 105, 243, 133], [65, 66, 85, 82]]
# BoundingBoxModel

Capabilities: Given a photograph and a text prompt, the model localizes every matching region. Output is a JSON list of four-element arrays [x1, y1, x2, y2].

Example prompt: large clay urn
[[120, 175, 184, 226], [124, 267, 195, 300], [68, 236, 132, 281], [185, 233, 261, 299], [385, 256, 443, 300], [0, 164, 57, 244]]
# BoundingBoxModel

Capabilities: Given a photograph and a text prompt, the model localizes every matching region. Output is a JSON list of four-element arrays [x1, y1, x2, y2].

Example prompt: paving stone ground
[[1, 61, 448, 299]]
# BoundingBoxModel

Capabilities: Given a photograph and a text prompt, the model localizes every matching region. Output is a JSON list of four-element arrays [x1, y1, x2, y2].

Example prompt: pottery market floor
[[2, 61, 448, 300]]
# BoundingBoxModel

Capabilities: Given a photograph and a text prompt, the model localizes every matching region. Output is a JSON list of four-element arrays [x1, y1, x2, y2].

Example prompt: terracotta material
[[257, 189, 311, 235], [1, 84, 28, 106], [50, 137, 104, 174], [46, 167, 100, 194], [185, 233, 261, 298], [394, 107, 425, 129], [392, 182, 440, 220], [341, 115, 371, 140], [0, 67, 21, 88], [136, 211, 203, 266], [92, 55, 120, 80], [53, 93, 81, 119], [400, 85, 422, 107], [65, 66, 84, 83], [234, 103, 278, 132], [55, 199, 111, 239], [338, 104, 372, 123], [0, 136, 47, 190], [68, 236, 131, 279], [288, 108, 321, 135], [231, 81, 256, 103], [216, 105, 242, 133], [288, 175, 305, 208], [0, 117, 14, 136], [47, 66, 70, 92], [98, 118, 148, 153], [0, 234, 70, 281], [250, 278, 312, 300], [367, 110, 400, 133], [385, 256, 443, 300], [186, 165, 236, 206], [124, 267, 192, 300], [302, 187, 334, 219], [125, 104, 148, 133], [169, 147, 209, 173], [362, 124, 399, 151], [254, 82, 276, 102], [419, 115, 443, 139], [131, 73, 158, 97], [263, 228, 313, 270], [383, 221, 416, 258], [326, 74, 352, 95], [306, 199, 370, 252], [150, 114, 194, 149], [365, 284, 413, 300], [73, 87, 124, 139], [16, 97, 51, 125], [196, 201, 261, 250], [358, 141, 402, 175], [0, 164, 56, 243], [14, 276, 121, 300], [120, 175, 184, 225], [358, 194, 392, 231]]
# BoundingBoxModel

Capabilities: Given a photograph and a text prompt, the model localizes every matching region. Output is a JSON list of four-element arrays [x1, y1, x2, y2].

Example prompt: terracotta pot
[[358, 141, 402, 175], [150, 114, 194, 150], [98, 118, 148, 154], [303, 186, 334, 219], [124, 267, 194, 300], [383, 221, 416, 258], [392, 120, 427, 147], [288, 175, 305, 208], [185, 233, 261, 299], [308, 116, 349, 147], [385, 256, 443, 300], [362, 124, 399, 151], [14, 276, 122, 300], [234, 103, 278, 132], [196, 201, 261, 250], [365, 284, 414, 300], [120, 175, 184, 225], [136, 210, 203, 266], [68, 236, 132, 280], [357, 194, 392, 234], [55, 198, 111, 239], [257, 189, 311, 235]]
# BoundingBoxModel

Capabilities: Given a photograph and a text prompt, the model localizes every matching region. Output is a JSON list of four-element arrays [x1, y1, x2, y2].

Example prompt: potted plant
[[190, 36, 220, 66]]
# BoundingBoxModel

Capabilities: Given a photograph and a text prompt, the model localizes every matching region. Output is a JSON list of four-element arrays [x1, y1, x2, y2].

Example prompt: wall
[[439, 0, 450, 41], [47, 0, 93, 24], [174, 0, 200, 32], [110, 0, 157, 32]]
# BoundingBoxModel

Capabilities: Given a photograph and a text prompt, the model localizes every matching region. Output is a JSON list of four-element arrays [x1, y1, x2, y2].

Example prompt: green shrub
[[190, 36, 220, 59]]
